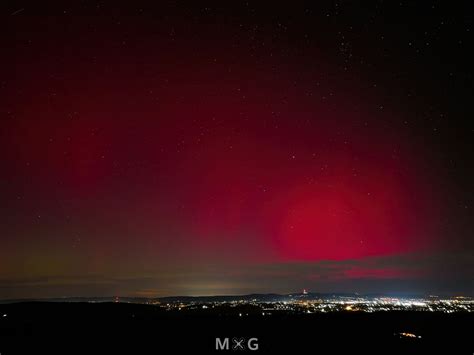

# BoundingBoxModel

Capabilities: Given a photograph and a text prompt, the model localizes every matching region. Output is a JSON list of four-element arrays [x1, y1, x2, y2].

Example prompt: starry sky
[[1, 1, 473, 298]]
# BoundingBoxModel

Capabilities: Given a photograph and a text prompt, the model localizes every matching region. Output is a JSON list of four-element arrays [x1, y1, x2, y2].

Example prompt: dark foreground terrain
[[0, 302, 472, 354]]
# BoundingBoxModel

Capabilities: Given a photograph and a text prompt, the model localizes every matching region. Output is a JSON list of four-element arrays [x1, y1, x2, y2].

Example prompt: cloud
[[0, 251, 472, 299]]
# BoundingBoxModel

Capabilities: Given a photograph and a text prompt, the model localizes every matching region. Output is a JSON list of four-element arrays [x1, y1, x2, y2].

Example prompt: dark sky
[[1, 1, 473, 298]]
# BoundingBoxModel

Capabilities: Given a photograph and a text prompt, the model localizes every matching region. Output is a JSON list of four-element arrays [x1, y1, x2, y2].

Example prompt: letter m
[[216, 337, 229, 350]]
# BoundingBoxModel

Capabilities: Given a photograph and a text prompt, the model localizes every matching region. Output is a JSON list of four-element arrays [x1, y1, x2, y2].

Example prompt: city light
[[152, 294, 473, 315]]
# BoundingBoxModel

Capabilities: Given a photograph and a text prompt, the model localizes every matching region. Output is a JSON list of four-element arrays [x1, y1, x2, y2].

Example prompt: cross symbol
[[232, 337, 245, 350]]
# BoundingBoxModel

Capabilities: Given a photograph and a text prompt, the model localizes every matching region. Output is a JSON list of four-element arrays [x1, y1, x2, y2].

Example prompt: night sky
[[1, 1, 473, 299]]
